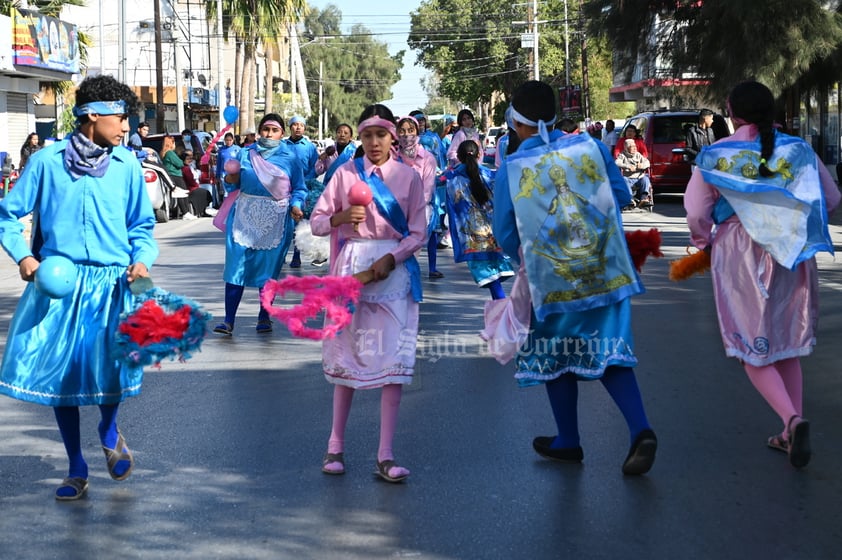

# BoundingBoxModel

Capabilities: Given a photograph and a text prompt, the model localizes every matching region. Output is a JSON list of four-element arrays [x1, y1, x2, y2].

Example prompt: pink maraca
[[224, 158, 241, 175], [348, 181, 372, 231]]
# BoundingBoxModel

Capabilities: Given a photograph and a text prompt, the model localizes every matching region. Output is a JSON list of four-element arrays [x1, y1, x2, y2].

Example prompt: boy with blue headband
[[0, 75, 158, 500]]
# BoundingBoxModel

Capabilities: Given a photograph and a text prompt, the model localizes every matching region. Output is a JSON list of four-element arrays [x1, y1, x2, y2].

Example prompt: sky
[[308, 0, 428, 116]]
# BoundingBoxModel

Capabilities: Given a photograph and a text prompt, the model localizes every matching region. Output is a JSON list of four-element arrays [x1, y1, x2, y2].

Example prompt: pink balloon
[[224, 158, 241, 174], [348, 181, 373, 205]]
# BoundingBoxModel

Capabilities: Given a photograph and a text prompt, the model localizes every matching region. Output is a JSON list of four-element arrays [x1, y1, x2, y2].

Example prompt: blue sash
[[696, 131, 833, 269], [354, 157, 423, 302], [507, 132, 642, 320]]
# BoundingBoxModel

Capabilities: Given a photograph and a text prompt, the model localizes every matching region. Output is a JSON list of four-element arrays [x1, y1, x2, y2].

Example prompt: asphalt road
[[1, 198, 841, 559]]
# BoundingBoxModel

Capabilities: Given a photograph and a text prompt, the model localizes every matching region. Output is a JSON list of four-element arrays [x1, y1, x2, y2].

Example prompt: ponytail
[[456, 140, 489, 206], [757, 119, 776, 178]]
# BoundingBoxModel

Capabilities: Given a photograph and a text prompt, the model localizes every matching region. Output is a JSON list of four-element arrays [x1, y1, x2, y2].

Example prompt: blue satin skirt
[[0, 264, 143, 406]]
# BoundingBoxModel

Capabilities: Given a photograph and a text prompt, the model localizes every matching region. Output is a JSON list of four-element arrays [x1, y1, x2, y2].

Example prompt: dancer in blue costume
[[213, 113, 307, 335], [284, 116, 320, 268], [492, 81, 657, 475], [443, 140, 513, 298], [0, 76, 159, 500]]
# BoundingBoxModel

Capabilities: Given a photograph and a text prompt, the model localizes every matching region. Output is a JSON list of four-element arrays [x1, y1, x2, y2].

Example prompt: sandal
[[102, 431, 134, 481], [256, 320, 273, 334], [374, 459, 409, 483], [55, 477, 89, 501], [213, 322, 233, 335], [322, 452, 345, 475], [767, 433, 789, 453], [787, 415, 811, 469]]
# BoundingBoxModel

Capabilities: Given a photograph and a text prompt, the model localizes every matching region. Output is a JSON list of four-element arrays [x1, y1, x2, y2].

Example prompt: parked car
[[619, 110, 699, 194], [483, 126, 505, 164], [137, 150, 175, 223]]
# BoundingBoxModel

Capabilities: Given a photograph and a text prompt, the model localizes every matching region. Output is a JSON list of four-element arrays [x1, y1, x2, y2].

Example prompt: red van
[[619, 111, 699, 194]]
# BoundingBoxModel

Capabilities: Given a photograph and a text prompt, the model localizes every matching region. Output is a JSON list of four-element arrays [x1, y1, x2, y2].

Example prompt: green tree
[[300, 9, 403, 135], [585, 0, 842, 103], [407, 0, 627, 124], [208, 0, 306, 132]]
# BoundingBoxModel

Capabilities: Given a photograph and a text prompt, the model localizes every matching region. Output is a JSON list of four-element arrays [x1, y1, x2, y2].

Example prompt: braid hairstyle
[[354, 104, 396, 159], [456, 139, 489, 206], [728, 81, 777, 177]]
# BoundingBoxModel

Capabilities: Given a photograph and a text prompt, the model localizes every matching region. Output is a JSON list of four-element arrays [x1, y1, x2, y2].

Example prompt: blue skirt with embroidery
[[0, 264, 143, 406], [515, 298, 638, 387]]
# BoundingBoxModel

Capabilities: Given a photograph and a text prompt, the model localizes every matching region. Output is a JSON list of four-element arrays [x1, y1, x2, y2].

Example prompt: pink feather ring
[[260, 275, 366, 340]]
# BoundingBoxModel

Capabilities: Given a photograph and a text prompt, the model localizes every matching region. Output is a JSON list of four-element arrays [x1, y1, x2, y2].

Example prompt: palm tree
[[208, 0, 306, 132]]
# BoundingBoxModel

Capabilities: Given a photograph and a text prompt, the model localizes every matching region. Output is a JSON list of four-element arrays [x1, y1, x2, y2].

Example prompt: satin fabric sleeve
[[492, 155, 520, 265], [818, 158, 841, 215], [124, 155, 159, 270], [684, 166, 718, 249]]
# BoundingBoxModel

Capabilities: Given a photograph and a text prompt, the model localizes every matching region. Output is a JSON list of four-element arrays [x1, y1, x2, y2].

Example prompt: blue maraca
[[35, 255, 77, 298]]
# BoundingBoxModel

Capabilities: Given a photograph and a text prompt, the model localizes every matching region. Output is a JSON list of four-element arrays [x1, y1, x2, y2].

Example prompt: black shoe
[[428, 270, 445, 279], [622, 429, 657, 475], [532, 436, 584, 463]]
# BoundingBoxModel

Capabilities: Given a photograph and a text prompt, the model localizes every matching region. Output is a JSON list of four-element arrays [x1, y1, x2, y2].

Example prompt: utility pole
[[563, 0, 570, 85], [154, 0, 165, 132], [216, 0, 224, 130], [532, 0, 539, 81], [318, 61, 323, 141], [579, 0, 590, 120], [514, 2, 544, 81]]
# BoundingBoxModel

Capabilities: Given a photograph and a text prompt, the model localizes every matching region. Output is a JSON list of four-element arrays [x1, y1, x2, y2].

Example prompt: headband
[[72, 100, 127, 118], [357, 116, 397, 140], [261, 120, 283, 130], [290, 115, 305, 125], [410, 111, 426, 121], [510, 105, 557, 144]]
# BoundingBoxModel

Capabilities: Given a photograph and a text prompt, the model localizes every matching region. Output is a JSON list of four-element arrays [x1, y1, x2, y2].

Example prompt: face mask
[[183, 135, 191, 143], [257, 137, 280, 149], [398, 134, 418, 151]]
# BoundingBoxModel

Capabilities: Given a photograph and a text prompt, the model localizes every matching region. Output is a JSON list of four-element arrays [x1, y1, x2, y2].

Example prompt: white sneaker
[[205, 207, 218, 217], [183, 212, 198, 220]]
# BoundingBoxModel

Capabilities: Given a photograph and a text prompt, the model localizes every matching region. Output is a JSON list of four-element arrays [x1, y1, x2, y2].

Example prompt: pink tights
[[743, 357, 803, 435], [325, 384, 409, 476]]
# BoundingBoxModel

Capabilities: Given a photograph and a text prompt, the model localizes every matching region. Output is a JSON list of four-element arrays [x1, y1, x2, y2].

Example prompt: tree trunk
[[264, 42, 275, 114]]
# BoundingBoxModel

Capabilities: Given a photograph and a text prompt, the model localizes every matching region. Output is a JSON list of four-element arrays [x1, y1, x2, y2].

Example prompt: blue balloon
[[223, 105, 239, 125], [35, 255, 77, 299]]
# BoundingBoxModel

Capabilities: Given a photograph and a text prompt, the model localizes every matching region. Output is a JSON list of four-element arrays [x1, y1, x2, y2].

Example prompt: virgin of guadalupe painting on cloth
[[506, 133, 642, 321]]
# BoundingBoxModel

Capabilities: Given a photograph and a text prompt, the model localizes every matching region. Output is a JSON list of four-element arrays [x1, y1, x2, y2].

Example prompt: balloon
[[223, 106, 239, 125], [35, 255, 77, 299], [224, 158, 241, 175], [348, 181, 373, 205]]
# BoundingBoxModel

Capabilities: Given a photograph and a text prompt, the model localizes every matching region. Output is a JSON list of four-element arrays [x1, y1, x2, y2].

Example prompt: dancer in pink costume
[[685, 81, 840, 469], [309, 104, 426, 483]]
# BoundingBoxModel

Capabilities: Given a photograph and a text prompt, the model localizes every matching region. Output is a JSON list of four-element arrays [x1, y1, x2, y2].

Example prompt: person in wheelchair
[[614, 138, 653, 210]]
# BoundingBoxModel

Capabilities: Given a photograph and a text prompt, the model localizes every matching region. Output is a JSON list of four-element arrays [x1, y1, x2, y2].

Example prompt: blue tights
[[487, 279, 505, 300], [427, 233, 438, 273], [545, 366, 650, 448], [224, 282, 270, 325], [54, 403, 131, 487]]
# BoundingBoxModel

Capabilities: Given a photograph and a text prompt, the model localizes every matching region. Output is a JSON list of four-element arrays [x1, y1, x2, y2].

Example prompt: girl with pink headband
[[395, 115, 443, 278], [310, 104, 427, 482]]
